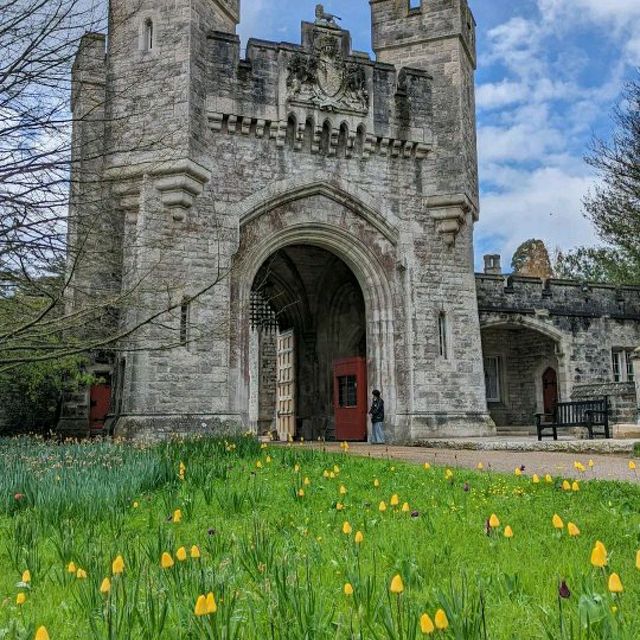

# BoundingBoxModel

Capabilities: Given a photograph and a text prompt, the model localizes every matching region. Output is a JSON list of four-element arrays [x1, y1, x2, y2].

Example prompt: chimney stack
[[483, 254, 502, 275]]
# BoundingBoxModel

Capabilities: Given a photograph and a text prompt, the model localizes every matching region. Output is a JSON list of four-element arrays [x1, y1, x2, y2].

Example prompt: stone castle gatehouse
[[62, 0, 640, 441]]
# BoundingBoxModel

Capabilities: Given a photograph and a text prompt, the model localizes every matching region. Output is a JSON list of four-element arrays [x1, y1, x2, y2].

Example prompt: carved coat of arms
[[286, 32, 369, 113]]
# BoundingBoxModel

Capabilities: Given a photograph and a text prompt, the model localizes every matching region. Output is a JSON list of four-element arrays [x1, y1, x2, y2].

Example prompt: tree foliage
[[511, 239, 553, 279], [560, 74, 640, 285]]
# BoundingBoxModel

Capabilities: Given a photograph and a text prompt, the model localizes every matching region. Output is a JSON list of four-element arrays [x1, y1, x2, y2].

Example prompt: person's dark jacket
[[369, 398, 384, 423]]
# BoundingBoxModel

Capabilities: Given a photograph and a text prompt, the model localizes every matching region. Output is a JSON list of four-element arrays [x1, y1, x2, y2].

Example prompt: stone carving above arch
[[228, 177, 400, 246]]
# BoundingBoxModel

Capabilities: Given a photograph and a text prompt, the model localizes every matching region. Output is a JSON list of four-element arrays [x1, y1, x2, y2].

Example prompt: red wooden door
[[333, 357, 367, 441], [542, 367, 558, 414], [89, 384, 111, 431]]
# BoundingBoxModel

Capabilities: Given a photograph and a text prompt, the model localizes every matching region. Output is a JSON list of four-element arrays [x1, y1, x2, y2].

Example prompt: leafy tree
[[560, 75, 640, 285]]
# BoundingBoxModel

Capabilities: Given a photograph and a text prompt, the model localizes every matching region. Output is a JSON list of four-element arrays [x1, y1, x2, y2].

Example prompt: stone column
[[633, 348, 640, 425]]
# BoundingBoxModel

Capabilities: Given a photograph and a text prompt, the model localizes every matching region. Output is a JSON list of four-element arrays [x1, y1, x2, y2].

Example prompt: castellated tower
[[65, 0, 495, 441]]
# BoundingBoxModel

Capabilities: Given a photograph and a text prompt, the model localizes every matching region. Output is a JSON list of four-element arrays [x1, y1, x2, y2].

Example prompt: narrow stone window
[[355, 124, 366, 156], [145, 19, 154, 50], [337, 123, 349, 157], [484, 356, 501, 402], [438, 312, 448, 359], [286, 114, 297, 149], [320, 120, 331, 155], [303, 117, 314, 152], [180, 299, 190, 346]]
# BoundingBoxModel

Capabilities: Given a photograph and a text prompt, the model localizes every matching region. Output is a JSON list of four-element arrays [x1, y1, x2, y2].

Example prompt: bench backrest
[[553, 397, 608, 425]]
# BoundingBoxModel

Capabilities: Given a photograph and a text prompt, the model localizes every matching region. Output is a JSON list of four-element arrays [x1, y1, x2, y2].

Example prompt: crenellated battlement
[[204, 20, 434, 160], [476, 274, 640, 319]]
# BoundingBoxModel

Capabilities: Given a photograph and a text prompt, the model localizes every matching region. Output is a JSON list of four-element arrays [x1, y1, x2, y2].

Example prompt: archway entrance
[[249, 245, 368, 442]]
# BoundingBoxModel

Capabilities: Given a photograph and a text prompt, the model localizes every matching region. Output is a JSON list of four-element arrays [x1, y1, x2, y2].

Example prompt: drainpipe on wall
[[633, 348, 640, 425]]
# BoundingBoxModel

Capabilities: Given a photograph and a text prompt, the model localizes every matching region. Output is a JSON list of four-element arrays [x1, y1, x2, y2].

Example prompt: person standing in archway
[[369, 390, 385, 444]]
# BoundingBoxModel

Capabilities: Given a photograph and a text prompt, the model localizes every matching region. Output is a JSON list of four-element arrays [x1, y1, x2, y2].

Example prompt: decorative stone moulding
[[207, 111, 431, 160], [105, 159, 211, 222], [426, 193, 478, 247]]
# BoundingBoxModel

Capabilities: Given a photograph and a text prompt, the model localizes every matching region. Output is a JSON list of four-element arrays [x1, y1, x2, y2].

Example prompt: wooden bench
[[536, 397, 610, 441]]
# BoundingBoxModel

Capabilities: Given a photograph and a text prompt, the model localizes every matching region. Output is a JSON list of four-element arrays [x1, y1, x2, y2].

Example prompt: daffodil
[[608, 573, 623, 593], [489, 514, 500, 528], [265, 455, 272, 463], [178, 461, 186, 480], [445, 469, 453, 480], [435, 609, 449, 630], [304, 477, 311, 486], [112, 555, 124, 575], [588, 459, 594, 468], [389, 574, 404, 594], [379, 501, 387, 512], [22, 570, 31, 583], [342, 521, 352, 535], [591, 541, 608, 568], [344, 583, 354, 596], [190, 545, 201, 559], [567, 522, 580, 537], [355, 531, 364, 544], [16, 592, 26, 605], [256, 460, 263, 469], [504, 526, 514, 539], [100, 578, 111, 594], [420, 613, 435, 634], [323, 470, 330, 478], [67, 561, 77, 574], [390, 494, 399, 506], [34, 627, 50, 640], [552, 514, 564, 529], [161, 552, 174, 569], [176, 547, 187, 562], [333, 465, 340, 474], [173, 509, 182, 523], [132, 501, 140, 508]]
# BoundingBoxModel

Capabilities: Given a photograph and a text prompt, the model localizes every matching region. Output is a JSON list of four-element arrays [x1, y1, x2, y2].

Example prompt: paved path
[[315, 443, 640, 483]]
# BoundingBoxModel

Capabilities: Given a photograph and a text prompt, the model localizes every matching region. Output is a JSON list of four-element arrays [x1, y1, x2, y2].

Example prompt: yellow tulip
[[572, 481, 580, 492], [173, 509, 182, 523], [176, 547, 187, 562], [16, 592, 26, 605], [329, 472, 336, 479], [294, 464, 300, 472], [67, 561, 77, 574], [420, 613, 435, 634], [562, 480, 571, 491], [389, 574, 404, 594], [161, 552, 174, 569], [304, 477, 311, 486], [445, 469, 453, 480], [552, 514, 564, 530], [76, 568, 87, 579], [344, 583, 354, 596], [194, 595, 208, 616], [588, 459, 594, 468], [342, 521, 353, 535], [297, 488, 305, 497], [504, 526, 514, 539], [476, 462, 484, 471], [190, 545, 201, 559], [435, 609, 449, 630], [379, 501, 387, 512], [333, 465, 340, 474], [545, 474, 553, 483], [323, 470, 329, 478], [489, 514, 500, 528], [339, 485, 347, 495], [629, 460, 637, 471], [424, 462, 431, 470], [34, 627, 50, 640], [336, 502, 344, 511], [373, 478, 380, 487], [567, 523, 580, 537], [256, 461, 263, 469], [206, 592, 217, 614], [355, 531, 364, 544], [591, 542, 607, 568], [514, 468, 522, 477], [100, 578, 111, 594], [608, 573, 623, 593], [21, 570, 31, 583], [402, 502, 410, 512], [390, 494, 399, 507], [260, 443, 267, 449], [112, 555, 124, 575], [265, 455, 272, 463], [532, 474, 540, 484], [636, 549, 640, 570]]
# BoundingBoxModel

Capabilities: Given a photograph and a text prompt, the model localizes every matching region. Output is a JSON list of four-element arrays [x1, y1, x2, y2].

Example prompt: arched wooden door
[[542, 367, 558, 415]]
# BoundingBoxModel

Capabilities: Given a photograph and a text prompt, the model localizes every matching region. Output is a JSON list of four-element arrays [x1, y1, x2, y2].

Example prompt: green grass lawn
[[1, 436, 639, 639]]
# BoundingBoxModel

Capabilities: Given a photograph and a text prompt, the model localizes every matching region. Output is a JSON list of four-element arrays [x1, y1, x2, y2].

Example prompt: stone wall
[[572, 382, 637, 425]]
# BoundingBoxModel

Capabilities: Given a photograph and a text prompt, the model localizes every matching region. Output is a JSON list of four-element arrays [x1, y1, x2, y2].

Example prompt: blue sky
[[238, 0, 640, 270]]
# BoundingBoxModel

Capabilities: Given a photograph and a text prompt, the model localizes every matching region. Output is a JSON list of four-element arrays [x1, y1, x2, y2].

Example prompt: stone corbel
[[427, 194, 477, 247], [153, 160, 212, 221]]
